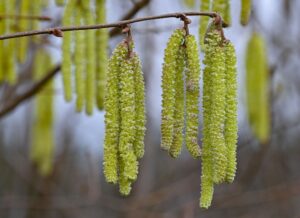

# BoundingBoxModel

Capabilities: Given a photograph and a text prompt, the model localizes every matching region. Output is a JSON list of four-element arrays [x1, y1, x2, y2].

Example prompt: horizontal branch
[[0, 14, 52, 21], [0, 65, 60, 118], [0, 12, 218, 40]]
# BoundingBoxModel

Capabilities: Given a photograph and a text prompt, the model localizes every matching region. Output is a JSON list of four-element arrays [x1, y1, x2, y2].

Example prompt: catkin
[[103, 42, 127, 184], [0, 1, 5, 82], [246, 32, 270, 144], [5, 0, 17, 84], [185, 35, 201, 159], [199, 0, 211, 50], [95, 0, 109, 110], [31, 49, 54, 176], [183, 0, 196, 8], [169, 45, 185, 158], [18, 0, 30, 63], [55, 0, 65, 6], [212, 0, 231, 25], [240, 0, 252, 25], [119, 54, 139, 182], [83, 1, 96, 115], [161, 29, 185, 151], [132, 53, 146, 159], [61, 0, 74, 101], [74, 5, 85, 112], [224, 41, 238, 183]]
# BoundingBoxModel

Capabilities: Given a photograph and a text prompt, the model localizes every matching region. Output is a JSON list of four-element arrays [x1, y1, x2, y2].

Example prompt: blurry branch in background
[[0, 65, 60, 118], [0, 14, 52, 21]]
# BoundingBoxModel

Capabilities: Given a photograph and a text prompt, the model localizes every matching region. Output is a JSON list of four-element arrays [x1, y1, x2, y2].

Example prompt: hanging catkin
[[18, 0, 30, 63], [31, 49, 54, 176], [246, 32, 270, 144], [62, 0, 74, 101], [199, 0, 211, 50], [55, 0, 65, 6], [212, 0, 231, 25], [74, 4, 85, 112], [132, 53, 146, 159], [185, 34, 201, 158], [0, 1, 5, 82], [224, 40, 238, 183], [240, 0, 252, 25], [183, 0, 196, 8], [95, 0, 108, 110], [5, 0, 17, 84], [103, 42, 127, 184], [169, 45, 185, 158], [161, 29, 185, 151], [83, 0, 96, 115], [31, 0, 42, 30]]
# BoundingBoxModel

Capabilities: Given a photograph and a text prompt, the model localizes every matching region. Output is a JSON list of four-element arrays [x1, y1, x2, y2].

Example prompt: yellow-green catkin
[[31, 0, 42, 30], [240, 0, 252, 26], [17, 0, 30, 63], [74, 5, 85, 112], [0, 1, 5, 82], [199, 0, 211, 50], [212, 0, 231, 25], [132, 53, 146, 159], [31, 49, 54, 176], [5, 0, 17, 84], [161, 29, 185, 151], [83, 0, 96, 115], [183, 0, 196, 8], [246, 32, 270, 144], [62, 0, 74, 101], [185, 35, 201, 159], [55, 0, 65, 6], [103, 42, 127, 184], [169, 45, 185, 158], [118, 53, 139, 184], [208, 30, 227, 184], [95, 0, 108, 110], [201, 29, 227, 208], [224, 41, 238, 183]]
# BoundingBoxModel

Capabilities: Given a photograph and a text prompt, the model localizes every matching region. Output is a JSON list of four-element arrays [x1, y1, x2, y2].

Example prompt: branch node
[[51, 28, 63, 37]]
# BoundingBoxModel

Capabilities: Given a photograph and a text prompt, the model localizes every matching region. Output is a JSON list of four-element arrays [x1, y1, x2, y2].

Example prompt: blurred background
[[1, 0, 300, 217]]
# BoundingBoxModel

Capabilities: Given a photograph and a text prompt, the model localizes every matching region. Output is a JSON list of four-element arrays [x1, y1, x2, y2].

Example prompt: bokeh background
[[1, 0, 300, 217]]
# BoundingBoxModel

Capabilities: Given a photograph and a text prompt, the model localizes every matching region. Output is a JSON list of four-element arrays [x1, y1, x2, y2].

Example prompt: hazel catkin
[[161, 29, 185, 151], [185, 34, 201, 159], [224, 41, 238, 183], [240, 0, 252, 26], [103, 42, 127, 184], [199, 0, 211, 50]]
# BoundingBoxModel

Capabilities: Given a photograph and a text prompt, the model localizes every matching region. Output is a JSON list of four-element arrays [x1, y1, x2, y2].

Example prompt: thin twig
[[0, 65, 60, 118], [0, 12, 217, 40], [0, 14, 52, 21]]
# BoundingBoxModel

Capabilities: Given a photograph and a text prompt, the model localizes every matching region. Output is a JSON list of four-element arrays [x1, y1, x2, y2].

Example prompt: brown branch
[[0, 12, 218, 40], [0, 65, 60, 118], [0, 14, 52, 21]]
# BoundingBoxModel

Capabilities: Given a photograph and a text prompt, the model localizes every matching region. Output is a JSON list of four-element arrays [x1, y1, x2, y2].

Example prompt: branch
[[0, 14, 52, 21], [0, 12, 218, 40], [0, 65, 60, 118]]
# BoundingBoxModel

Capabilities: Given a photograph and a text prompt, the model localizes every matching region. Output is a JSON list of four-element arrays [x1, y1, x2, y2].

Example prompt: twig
[[0, 65, 60, 118], [0, 12, 218, 40], [0, 14, 52, 21]]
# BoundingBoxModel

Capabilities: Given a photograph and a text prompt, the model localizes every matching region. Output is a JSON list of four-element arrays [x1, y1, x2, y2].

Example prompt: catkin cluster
[[161, 29, 201, 159], [246, 32, 270, 144], [31, 48, 55, 176], [0, 0, 45, 84], [61, 0, 108, 114], [200, 26, 238, 208], [103, 40, 146, 195]]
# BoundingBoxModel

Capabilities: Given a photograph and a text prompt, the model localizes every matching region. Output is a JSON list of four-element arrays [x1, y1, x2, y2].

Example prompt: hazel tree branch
[[0, 12, 218, 40], [0, 14, 52, 21]]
